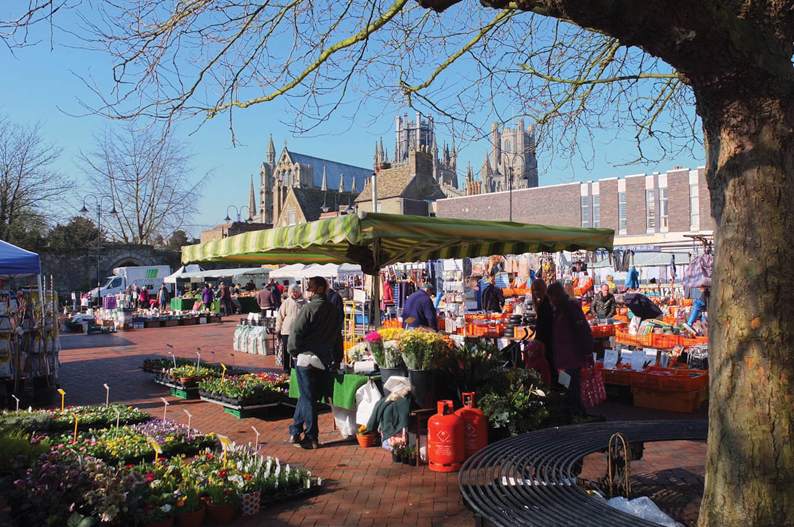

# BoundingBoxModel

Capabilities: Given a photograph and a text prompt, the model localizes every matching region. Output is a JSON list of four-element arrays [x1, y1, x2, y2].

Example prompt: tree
[[78, 125, 210, 244], [168, 230, 189, 250], [0, 116, 71, 248], [3, 1, 793, 525], [45, 216, 99, 252]]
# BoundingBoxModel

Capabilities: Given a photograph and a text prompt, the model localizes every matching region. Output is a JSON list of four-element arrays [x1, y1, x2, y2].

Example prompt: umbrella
[[624, 292, 663, 321]]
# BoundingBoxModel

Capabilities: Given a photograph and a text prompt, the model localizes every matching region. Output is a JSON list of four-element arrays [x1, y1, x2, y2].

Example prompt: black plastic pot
[[408, 369, 436, 409], [392, 451, 402, 464], [380, 367, 408, 397]]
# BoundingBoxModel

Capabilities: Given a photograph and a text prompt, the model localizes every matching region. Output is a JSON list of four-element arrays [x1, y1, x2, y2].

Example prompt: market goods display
[[54, 419, 216, 464], [0, 404, 150, 434], [198, 372, 290, 407]]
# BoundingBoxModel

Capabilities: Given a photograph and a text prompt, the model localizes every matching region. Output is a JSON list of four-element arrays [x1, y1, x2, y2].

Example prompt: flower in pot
[[204, 479, 237, 523], [365, 331, 385, 366], [356, 425, 377, 448], [402, 445, 416, 465]]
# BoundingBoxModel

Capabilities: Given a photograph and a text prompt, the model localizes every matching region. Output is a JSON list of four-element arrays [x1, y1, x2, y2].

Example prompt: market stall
[[0, 240, 59, 405]]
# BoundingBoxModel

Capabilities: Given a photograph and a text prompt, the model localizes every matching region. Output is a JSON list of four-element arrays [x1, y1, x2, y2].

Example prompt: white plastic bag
[[606, 496, 683, 527], [331, 405, 357, 438], [355, 379, 382, 425]]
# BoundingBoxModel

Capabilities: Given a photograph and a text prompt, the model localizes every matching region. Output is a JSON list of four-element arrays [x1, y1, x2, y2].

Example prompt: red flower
[[224, 490, 232, 496], [145, 473, 155, 483], [218, 470, 227, 477]]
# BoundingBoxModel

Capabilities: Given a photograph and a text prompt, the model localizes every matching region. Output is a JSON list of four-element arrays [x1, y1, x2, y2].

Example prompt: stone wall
[[38, 245, 181, 299]]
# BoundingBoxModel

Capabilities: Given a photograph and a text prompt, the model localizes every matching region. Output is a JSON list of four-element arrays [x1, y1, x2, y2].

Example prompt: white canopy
[[269, 264, 307, 279], [174, 267, 270, 282], [297, 263, 362, 278], [164, 264, 204, 283]]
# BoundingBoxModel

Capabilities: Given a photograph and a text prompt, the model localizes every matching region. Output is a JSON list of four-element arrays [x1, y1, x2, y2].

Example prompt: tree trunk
[[697, 90, 794, 526]]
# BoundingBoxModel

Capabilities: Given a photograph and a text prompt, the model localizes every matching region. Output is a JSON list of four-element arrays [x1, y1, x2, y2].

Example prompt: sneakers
[[288, 435, 301, 444]]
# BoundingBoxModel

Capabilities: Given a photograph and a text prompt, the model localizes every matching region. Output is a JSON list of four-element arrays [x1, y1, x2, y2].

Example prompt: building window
[[646, 189, 656, 231], [288, 209, 296, 225], [659, 188, 669, 230], [504, 140, 511, 153], [581, 196, 590, 228], [690, 183, 700, 231], [592, 194, 600, 228], [618, 192, 627, 233]]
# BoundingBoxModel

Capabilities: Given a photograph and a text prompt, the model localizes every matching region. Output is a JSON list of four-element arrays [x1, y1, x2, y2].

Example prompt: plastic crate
[[657, 369, 708, 392], [632, 387, 704, 413], [630, 370, 663, 390], [602, 367, 632, 386], [682, 336, 708, 347], [650, 333, 682, 349], [170, 387, 200, 400], [468, 323, 504, 337], [591, 325, 618, 339], [616, 328, 653, 347]]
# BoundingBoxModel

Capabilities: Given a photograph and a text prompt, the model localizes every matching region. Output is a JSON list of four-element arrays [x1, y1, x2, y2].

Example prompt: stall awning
[[0, 239, 41, 279], [182, 212, 614, 271], [269, 264, 308, 279]]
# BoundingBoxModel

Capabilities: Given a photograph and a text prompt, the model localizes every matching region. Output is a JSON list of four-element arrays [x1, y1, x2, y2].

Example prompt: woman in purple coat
[[547, 282, 594, 415], [201, 283, 215, 310]]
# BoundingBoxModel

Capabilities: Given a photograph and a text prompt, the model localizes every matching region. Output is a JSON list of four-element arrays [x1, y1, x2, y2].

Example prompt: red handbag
[[580, 367, 607, 408]]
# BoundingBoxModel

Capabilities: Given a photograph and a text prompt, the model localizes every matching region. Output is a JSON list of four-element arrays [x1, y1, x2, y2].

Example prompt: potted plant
[[204, 479, 237, 523], [391, 445, 404, 464], [174, 465, 205, 527], [401, 330, 449, 409], [356, 425, 377, 448], [402, 445, 417, 466]]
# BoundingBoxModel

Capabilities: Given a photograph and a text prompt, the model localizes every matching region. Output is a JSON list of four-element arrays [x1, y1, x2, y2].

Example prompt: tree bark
[[696, 87, 794, 526]]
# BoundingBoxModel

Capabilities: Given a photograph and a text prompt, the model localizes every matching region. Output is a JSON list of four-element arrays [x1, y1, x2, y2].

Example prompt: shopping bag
[[331, 405, 357, 438], [580, 367, 607, 408], [355, 380, 382, 425]]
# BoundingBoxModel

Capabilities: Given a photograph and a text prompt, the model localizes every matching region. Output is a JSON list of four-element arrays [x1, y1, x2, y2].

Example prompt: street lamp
[[224, 205, 253, 222], [505, 152, 530, 222], [79, 194, 118, 300]]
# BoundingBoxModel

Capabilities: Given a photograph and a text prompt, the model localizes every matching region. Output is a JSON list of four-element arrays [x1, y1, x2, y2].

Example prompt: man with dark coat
[[287, 276, 344, 449], [401, 284, 438, 330]]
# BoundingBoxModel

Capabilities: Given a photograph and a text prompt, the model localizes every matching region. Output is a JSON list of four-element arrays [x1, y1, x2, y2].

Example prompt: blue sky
[[0, 8, 705, 238]]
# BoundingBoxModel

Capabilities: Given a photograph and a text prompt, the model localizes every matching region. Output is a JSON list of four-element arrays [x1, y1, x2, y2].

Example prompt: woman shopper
[[531, 278, 557, 386], [481, 275, 505, 313], [546, 281, 594, 416], [276, 284, 308, 373], [200, 283, 215, 311]]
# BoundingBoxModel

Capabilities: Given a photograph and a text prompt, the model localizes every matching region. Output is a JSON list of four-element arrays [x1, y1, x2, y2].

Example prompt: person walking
[[276, 284, 307, 373], [157, 283, 170, 310], [138, 286, 150, 309], [547, 282, 594, 416], [287, 276, 343, 449], [132, 284, 140, 309], [531, 278, 557, 386], [592, 283, 617, 319], [200, 283, 215, 311], [401, 284, 438, 330], [218, 282, 235, 315]]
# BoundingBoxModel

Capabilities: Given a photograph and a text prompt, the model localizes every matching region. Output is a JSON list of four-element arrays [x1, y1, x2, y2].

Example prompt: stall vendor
[[481, 276, 505, 313], [402, 284, 438, 330], [592, 284, 617, 319]]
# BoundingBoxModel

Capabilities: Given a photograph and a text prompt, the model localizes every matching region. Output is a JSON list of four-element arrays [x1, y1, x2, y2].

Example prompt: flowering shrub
[[55, 420, 216, 464]]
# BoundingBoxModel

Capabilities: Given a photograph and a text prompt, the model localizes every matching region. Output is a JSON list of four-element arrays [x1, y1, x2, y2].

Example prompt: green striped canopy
[[182, 212, 614, 271]]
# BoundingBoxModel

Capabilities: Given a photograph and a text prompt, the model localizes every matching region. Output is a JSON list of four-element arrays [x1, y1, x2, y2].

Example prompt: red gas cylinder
[[455, 392, 488, 459], [428, 400, 465, 472]]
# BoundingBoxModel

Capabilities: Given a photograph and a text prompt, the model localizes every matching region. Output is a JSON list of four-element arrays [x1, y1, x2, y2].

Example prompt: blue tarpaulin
[[0, 239, 41, 278]]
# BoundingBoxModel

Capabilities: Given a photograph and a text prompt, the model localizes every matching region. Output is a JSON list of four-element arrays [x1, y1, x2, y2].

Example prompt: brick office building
[[436, 166, 713, 249]]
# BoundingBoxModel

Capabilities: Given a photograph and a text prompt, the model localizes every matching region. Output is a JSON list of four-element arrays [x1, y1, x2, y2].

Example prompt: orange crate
[[682, 335, 708, 347], [468, 323, 504, 337], [657, 369, 708, 392], [615, 328, 652, 347], [632, 387, 704, 413], [614, 315, 629, 323], [602, 367, 632, 386], [630, 370, 663, 390], [650, 333, 682, 348], [663, 316, 676, 325], [591, 325, 616, 339]]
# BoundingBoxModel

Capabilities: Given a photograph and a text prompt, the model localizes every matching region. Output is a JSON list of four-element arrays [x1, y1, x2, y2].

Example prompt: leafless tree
[[0, 116, 70, 245], [3, 1, 794, 525], [78, 125, 210, 244]]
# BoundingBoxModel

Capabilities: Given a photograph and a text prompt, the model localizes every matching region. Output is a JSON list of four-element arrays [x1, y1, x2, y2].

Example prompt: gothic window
[[504, 140, 512, 153]]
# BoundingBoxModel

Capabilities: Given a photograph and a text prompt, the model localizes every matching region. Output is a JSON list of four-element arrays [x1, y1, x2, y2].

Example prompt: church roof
[[290, 187, 360, 223], [287, 151, 371, 192], [356, 171, 415, 202]]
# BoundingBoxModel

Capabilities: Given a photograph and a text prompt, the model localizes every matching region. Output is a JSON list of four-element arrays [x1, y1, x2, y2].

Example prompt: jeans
[[289, 365, 322, 442], [687, 298, 707, 326], [566, 368, 582, 415]]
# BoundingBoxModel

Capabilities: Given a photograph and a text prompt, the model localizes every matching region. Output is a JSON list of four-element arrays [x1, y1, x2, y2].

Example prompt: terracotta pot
[[142, 518, 174, 527], [175, 506, 205, 527], [205, 502, 235, 523], [357, 433, 377, 448]]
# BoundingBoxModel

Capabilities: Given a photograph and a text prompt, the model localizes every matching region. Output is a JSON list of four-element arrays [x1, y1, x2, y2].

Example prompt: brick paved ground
[[53, 321, 707, 527]]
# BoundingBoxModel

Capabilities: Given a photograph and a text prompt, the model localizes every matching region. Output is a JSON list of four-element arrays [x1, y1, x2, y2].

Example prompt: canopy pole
[[368, 239, 381, 331]]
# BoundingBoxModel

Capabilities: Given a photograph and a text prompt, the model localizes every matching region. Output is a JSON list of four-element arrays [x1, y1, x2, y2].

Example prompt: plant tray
[[171, 387, 200, 399], [260, 486, 321, 508], [223, 407, 271, 419]]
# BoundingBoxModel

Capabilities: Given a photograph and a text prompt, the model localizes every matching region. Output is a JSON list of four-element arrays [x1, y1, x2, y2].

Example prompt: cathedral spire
[[373, 141, 379, 168], [266, 134, 276, 165], [248, 175, 256, 221], [482, 151, 493, 176], [321, 167, 328, 191], [351, 176, 357, 193], [339, 173, 345, 193], [379, 137, 385, 162]]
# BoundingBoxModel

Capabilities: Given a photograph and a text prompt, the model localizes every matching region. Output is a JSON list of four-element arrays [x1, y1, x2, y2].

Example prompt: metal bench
[[459, 420, 708, 527]]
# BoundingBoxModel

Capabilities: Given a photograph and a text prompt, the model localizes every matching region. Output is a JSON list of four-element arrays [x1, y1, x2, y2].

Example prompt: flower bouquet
[[400, 329, 447, 370], [365, 331, 385, 365]]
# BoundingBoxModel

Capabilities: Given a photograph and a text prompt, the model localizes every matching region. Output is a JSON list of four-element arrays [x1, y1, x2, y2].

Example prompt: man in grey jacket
[[287, 276, 344, 449]]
